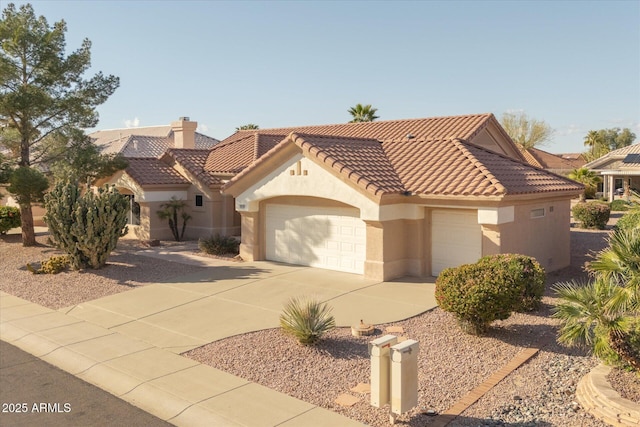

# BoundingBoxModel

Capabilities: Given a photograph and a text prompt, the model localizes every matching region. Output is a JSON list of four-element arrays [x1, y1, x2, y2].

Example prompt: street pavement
[[0, 339, 172, 427]]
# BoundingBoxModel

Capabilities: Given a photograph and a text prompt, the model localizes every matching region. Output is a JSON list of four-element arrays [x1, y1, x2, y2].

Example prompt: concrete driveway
[[60, 257, 437, 354]]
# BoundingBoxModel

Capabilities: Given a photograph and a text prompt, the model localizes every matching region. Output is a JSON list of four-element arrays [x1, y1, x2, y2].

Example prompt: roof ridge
[[233, 113, 493, 134], [451, 138, 507, 194]]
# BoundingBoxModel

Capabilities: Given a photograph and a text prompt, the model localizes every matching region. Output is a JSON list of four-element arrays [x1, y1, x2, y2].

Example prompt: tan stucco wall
[[495, 199, 571, 272]]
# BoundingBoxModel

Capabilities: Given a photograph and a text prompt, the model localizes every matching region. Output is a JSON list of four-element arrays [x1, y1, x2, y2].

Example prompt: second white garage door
[[265, 204, 366, 274], [431, 209, 482, 275]]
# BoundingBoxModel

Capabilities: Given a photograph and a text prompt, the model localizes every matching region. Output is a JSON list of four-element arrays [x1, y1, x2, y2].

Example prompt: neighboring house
[[584, 143, 640, 202], [222, 113, 583, 281], [94, 117, 222, 240], [520, 147, 586, 176]]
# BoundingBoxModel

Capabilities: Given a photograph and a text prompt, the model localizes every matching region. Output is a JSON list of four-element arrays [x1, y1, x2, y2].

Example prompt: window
[[195, 194, 203, 207], [125, 195, 140, 225], [530, 208, 545, 219]]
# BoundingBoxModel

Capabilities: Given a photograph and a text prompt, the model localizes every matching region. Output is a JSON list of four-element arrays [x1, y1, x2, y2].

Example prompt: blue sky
[[8, 0, 640, 153]]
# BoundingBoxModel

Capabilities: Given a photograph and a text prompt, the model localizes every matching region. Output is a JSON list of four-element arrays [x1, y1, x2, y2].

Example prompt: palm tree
[[568, 167, 601, 202], [553, 278, 639, 370], [554, 226, 640, 370], [348, 104, 379, 123], [583, 130, 606, 162]]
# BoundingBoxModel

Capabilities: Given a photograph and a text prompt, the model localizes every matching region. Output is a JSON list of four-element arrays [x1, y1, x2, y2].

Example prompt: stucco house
[[94, 117, 222, 239], [222, 113, 583, 281], [520, 147, 586, 176], [584, 143, 640, 202]]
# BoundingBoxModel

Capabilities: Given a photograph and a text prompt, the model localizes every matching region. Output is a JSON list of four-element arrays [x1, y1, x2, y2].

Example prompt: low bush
[[616, 207, 640, 232], [610, 199, 636, 212], [27, 255, 70, 274], [0, 206, 21, 234], [280, 297, 335, 345], [476, 254, 546, 312], [435, 262, 524, 335], [198, 234, 239, 255], [572, 202, 610, 229]]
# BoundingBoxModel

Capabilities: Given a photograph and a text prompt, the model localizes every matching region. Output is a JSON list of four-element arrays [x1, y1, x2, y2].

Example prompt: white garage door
[[432, 209, 482, 275], [265, 204, 366, 274]]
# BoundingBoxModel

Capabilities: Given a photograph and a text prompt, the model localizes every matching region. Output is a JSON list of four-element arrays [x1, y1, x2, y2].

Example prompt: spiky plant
[[280, 297, 335, 345], [553, 279, 639, 370]]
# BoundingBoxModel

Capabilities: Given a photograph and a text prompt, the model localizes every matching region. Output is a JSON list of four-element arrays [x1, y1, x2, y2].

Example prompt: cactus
[[27, 255, 70, 274], [44, 182, 129, 269]]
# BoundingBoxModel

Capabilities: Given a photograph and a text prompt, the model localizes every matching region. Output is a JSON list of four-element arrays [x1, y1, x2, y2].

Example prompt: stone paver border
[[576, 364, 640, 427]]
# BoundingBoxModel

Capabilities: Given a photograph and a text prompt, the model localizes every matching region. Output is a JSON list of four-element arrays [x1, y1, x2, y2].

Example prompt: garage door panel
[[432, 210, 482, 275], [266, 204, 366, 274]]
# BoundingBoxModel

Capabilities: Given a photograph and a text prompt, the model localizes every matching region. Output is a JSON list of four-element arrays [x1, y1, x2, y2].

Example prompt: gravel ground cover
[[185, 222, 637, 427], [0, 234, 206, 310], [1, 216, 637, 426]]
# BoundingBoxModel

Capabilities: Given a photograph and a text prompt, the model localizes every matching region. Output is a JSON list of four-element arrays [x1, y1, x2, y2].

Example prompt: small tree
[[157, 197, 191, 241], [500, 111, 554, 150], [44, 181, 128, 269]]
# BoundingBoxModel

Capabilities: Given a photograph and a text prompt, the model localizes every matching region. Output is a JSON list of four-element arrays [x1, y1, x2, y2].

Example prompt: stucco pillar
[[364, 221, 385, 281], [480, 224, 501, 256], [239, 211, 261, 261], [608, 175, 614, 202]]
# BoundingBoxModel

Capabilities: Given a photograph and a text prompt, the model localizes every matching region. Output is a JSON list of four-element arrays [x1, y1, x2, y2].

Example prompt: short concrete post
[[369, 334, 398, 408], [390, 339, 419, 416]]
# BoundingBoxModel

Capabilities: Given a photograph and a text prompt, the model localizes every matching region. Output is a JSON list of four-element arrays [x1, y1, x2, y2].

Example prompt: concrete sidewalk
[[1, 246, 437, 426]]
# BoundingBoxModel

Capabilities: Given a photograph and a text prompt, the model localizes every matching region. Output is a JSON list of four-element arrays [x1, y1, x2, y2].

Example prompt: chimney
[[171, 116, 197, 149]]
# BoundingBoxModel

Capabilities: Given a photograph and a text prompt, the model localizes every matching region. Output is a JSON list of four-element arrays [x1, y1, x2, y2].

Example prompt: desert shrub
[[0, 206, 21, 234], [476, 254, 546, 312], [198, 234, 239, 255], [572, 202, 610, 229], [435, 262, 524, 335], [616, 207, 640, 232], [280, 297, 335, 345], [44, 182, 129, 269], [610, 199, 636, 212], [593, 317, 640, 371], [27, 255, 70, 274]]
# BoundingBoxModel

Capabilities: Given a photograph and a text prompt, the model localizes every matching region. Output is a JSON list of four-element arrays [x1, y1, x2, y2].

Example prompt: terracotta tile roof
[[125, 158, 190, 186], [226, 133, 583, 198], [460, 142, 584, 195], [291, 133, 404, 196], [204, 133, 283, 173], [521, 147, 584, 171], [221, 113, 494, 146], [585, 143, 640, 170], [164, 149, 222, 186]]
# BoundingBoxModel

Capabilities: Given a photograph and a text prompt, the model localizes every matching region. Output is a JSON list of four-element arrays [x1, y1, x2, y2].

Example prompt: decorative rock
[[351, 319, 375, 336], [386, 325, 404, 333], [335, 393, 360, 407], [350, 383, 371, 394]]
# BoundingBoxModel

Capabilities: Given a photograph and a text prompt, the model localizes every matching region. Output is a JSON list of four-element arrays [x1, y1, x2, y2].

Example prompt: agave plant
[[280, 297, 335, 345]]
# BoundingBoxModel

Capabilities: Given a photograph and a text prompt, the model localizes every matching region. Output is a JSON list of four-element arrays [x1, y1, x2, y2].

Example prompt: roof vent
[[406, 133, 415, 139], [179, 116, 190, 121]]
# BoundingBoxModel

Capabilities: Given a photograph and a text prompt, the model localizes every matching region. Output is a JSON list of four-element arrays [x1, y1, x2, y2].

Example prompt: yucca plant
[[280, 297, 335, 345]]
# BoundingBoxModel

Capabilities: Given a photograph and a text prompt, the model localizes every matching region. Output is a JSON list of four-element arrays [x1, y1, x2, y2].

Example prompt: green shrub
[[610, 199, 636, 212], [616, 207, 640, 232], [572, 202, 610, 229], [435, 262, 524, 335], [44, 182, 129, 269], [593, 317, 640, 371], [280, 297, 335, 345], [476, 254, 546, 312], [198, 234, 239, 255], [0, 206, 21, 234], [27, 255, 70, 274]]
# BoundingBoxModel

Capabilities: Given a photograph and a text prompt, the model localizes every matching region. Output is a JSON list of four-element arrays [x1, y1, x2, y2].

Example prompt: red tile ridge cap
[[450, 138, 507, 195]]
